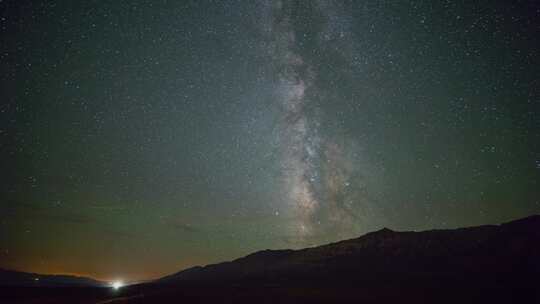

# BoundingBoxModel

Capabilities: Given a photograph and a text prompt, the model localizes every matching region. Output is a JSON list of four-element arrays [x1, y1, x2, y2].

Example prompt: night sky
[[1, 0, 539, 282]]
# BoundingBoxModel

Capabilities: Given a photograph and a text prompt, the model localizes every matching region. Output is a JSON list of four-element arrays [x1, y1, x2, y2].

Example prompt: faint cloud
[[170, 221, 201, 233], [88, 205, 127, 212], [1, 198, 96, 225]]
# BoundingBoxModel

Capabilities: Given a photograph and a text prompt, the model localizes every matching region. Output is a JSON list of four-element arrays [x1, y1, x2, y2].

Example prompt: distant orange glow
[[2, 256, 212, 282]]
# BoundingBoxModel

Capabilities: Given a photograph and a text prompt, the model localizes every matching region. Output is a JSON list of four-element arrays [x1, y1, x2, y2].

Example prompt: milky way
[[262, 1, 368, 241]]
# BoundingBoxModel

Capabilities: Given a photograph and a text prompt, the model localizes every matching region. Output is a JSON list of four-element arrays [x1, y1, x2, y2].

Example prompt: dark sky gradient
[[1, 0, 539, 282]]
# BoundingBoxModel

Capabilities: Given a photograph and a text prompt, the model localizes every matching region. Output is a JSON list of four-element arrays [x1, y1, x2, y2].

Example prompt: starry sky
[[1, 0, 539, 282]]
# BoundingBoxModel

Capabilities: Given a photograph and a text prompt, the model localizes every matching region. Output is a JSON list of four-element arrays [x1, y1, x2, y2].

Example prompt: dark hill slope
[[159, 215, 540, 285], [0, 268, 105, 287]]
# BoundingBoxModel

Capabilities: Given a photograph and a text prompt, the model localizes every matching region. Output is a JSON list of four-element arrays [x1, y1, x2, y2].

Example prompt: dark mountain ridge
[[3, 216, 539, 303], [0, 268, 106, 287], [158, 215, 540, 286]]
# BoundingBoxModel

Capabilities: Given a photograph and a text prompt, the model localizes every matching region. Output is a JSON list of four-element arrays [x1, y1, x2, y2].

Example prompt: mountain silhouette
[[0, 268, 106, 287], [2, 215, 539, 303], [128, 215, 538, 303], [158, 215, 539, 285]]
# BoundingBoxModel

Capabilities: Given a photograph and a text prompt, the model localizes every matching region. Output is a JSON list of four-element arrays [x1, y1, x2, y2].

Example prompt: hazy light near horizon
[[111, 281, 124, 290]]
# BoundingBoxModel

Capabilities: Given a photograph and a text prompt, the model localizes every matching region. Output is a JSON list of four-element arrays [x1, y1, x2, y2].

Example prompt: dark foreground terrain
[[2, 215, 539, 303]]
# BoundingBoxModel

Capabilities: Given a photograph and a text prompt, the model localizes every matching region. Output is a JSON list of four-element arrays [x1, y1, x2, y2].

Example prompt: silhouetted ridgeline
[[159, 215, 540, 285], [135, 215, 539, 303], [0, 268, 105, 287], [1, 215, 539, 303]]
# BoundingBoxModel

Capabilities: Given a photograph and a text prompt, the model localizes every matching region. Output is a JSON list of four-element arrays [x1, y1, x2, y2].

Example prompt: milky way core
[[263, 1, 369, 241]]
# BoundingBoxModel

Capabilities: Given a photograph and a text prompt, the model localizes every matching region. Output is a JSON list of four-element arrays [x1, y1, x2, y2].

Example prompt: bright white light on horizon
[[111, 281, 124, 290]]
